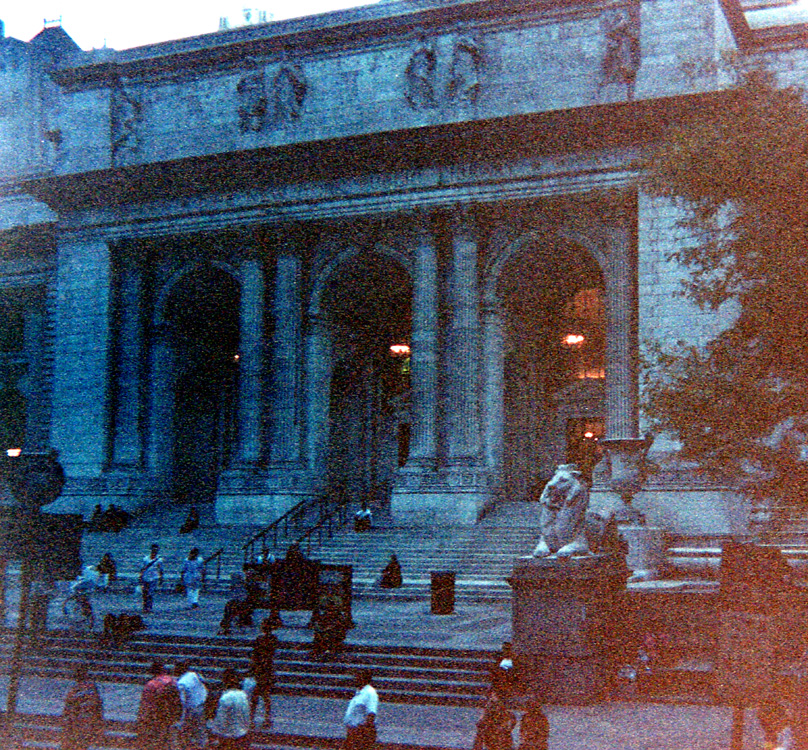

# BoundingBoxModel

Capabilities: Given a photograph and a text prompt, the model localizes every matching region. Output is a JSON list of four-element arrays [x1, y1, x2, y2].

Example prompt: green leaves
[[641, 67, 808, 506]]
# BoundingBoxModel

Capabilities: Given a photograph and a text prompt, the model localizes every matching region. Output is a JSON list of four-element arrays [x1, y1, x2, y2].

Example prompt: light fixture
[[562, 333, 585, 347], [6, 448, 21, 457], [389, 344, 410, 356]]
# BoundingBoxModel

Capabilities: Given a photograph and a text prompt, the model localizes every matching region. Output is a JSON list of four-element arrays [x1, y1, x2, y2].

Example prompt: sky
[[0, 0, 376, 51], [5, 0, 808, 52]]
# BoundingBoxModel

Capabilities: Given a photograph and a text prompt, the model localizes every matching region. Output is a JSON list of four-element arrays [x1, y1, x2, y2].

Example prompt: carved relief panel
[[110, 77, 142, 165], [404, 30, 484, 110], [600, 5, 641, 101]]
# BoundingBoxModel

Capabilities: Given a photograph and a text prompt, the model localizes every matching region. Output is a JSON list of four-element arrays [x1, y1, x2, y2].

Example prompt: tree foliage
[[642, 66, 808, 505]]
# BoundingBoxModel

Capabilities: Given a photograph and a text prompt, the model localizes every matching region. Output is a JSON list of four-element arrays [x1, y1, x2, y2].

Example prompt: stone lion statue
[[532, 464, 590, 558]]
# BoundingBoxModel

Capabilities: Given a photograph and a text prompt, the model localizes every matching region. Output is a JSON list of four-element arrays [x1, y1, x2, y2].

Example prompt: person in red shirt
[[135, 661, 182, 750]]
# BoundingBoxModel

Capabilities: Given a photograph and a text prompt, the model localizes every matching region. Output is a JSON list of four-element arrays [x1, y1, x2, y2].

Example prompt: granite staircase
[[0, 628, 496, 708]]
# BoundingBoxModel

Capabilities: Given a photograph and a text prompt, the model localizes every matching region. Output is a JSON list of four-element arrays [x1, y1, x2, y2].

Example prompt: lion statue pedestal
[[508, 463, 630, 703], [508, 553, 629, 704]]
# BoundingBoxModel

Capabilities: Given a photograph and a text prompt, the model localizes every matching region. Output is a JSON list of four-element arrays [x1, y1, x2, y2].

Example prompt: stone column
[[51, 234, 112, 475], [404, 211, 438, 470], [269, 243, 302, 465], [112, 255, 144, 466], [482, 304, 505, 471], [22, 305, 48, 451], [236, 256, 264, 466], [304, 313, 332, 474], [147, 324, 175, 483], [446, 206, 482, 466], [604, 221, 639, 441]]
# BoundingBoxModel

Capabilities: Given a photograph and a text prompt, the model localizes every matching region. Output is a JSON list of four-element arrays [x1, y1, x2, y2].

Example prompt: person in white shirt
[[175, 661, 208, 750], [138, 544, 164, 614], [343, 669, 378, 750], [209, 668, 251, 750]]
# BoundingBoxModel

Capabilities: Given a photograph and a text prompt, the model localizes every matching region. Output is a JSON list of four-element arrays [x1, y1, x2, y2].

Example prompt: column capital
[[258, 222, 306, 257], [449, 203, 479, 239]]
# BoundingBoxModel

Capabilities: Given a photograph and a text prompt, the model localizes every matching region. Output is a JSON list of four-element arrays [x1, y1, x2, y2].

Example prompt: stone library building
[[0, 0, 803, 538]]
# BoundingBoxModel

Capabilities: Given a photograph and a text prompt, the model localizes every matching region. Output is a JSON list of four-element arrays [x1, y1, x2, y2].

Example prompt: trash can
[[431, 570, 455, 615]]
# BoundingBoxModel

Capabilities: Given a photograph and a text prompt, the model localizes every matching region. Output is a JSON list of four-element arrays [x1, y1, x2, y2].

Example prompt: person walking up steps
[[182, 547, 204, 610], [247, 618, 278, 727], [138, 544, 164, 614]]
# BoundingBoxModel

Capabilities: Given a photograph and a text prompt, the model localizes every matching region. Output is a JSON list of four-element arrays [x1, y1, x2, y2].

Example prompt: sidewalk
[[0, 575, 770, 749], [0, 675, 767, 749]]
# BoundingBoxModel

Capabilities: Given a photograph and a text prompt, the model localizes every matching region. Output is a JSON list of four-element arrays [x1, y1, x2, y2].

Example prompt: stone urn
[[600, 436, 665, 581], [600, 437, 649, 524]]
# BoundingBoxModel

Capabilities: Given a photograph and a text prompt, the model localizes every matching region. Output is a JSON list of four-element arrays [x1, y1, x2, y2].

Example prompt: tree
[[641, 65, 808, 508]]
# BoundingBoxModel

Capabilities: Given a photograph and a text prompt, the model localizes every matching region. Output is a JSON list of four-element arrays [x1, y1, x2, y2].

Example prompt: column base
[[390, 467, 494, 525], [41, 472, 166, 518], [215, 468, 323, 525]]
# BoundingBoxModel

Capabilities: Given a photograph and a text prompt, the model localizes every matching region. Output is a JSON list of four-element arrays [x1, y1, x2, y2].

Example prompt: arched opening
[[323, 252, 412, 508], [162, 266, 240, 503], [497, 237, 605, 500]]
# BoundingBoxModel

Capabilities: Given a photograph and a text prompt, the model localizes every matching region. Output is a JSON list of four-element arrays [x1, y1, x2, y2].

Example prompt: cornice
[[54, 158, 637, 242], [51, 0, 616, 88]]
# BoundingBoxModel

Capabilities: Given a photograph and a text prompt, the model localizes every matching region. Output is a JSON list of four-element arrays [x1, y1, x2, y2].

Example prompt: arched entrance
[[322, 252, 412, 508], [161, 265, 239, 503], [496, 236, 605, 500]]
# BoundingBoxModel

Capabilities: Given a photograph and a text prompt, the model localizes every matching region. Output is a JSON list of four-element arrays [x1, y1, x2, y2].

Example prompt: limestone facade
[[0, 0, 796, 532]]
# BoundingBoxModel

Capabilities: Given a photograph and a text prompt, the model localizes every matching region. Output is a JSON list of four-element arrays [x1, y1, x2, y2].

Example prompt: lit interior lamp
[[584, 431, 595, 440], [389, 344, 411, 356], [6, 448, 21, 457], [562, 333, 585, 347]]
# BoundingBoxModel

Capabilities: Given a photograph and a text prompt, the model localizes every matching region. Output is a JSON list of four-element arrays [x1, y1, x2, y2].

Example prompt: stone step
[[0, 629, 496, 708]]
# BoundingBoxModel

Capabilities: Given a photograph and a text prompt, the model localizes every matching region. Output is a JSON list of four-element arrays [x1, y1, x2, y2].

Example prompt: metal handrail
[[201, 547, 224, 590], [242, 495, 325, 565], [297, 498, 352, 555]]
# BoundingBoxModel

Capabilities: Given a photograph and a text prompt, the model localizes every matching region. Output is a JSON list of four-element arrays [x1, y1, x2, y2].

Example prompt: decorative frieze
[[272, 55, 307, 122], [405, 30, 484, 108], [110, 78, 142, 165], [236, 60, 268, 132], [600, 6, 641, 101]]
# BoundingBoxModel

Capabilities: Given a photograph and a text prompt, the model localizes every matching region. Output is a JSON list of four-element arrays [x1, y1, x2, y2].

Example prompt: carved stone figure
[[110, 79, 141, 163], [405, 34, 436, 109], [237, 66, 268, 132], [532, 464, 590, 558], [447, 35, 481, 103], [602, 10, 641, 89], [273, 59, 307, 121]]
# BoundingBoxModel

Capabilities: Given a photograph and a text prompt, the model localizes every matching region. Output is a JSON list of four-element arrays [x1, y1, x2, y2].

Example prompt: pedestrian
[[208, 667, 251, 750], [180, 506, 200, 534], [175, 660, 208, 750], [248, 617, 278, 727], [138, 544, 164, 614], [135, 660, 182, 750], [517, 695, 548, 750], [61, 663, 103, 750], [343, 668, 378, 750], [97, 552, 117, 590], [473, 687, 516, 750], [378, 553, 402, 589], [182, 547, 204, 609], [492, 641, 517, 701]]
